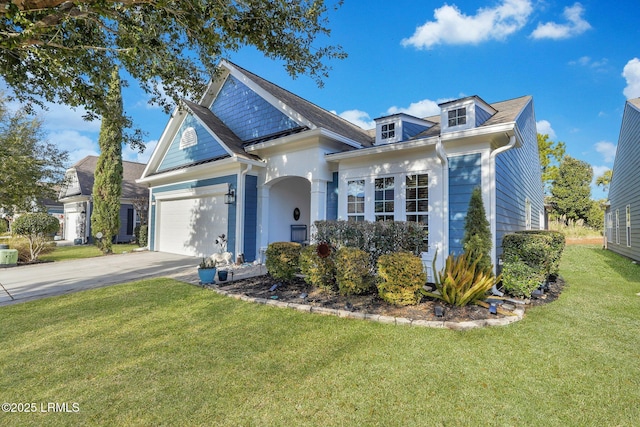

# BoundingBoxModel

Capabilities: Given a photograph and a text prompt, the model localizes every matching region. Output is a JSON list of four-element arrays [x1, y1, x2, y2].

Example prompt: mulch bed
[[215, 274, 564, 322]]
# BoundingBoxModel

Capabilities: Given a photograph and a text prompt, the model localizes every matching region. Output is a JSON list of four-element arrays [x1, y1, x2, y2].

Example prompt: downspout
[[489, 134, 516, 296], [235, 164, 252, 261], [435, 137, 448, 276]]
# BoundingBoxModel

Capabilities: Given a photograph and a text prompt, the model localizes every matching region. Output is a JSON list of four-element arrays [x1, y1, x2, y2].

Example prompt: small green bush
[[265, 242, 302, 282], [501, 258, 545, 298], [335, 247, 374, 295], [313, 220, 427, 270], [299, 244, 337, 292], [502, 231, 565, 278], [377, 252, 426, 306], [11, 213, 60, 262], [0, 218, 8, 234], [138, 225, 148, 247], [422, 252, 499, 307], [515, 230, 565, 276]]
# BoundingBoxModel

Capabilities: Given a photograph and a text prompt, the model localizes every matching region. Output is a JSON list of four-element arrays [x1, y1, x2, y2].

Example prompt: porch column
[[310, 179, 327, 242], [257, 185, 270, 263]]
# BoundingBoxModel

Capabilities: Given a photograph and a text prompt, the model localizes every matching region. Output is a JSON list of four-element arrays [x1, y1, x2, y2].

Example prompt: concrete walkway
[[0, 251, 264, 307]]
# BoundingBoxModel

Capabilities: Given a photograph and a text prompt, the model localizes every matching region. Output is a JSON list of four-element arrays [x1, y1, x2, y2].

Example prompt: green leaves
[[0, 94, 68, 212], [1, 0, 346, 135], [90, 68, 124, 254], [422, 252, 498, 307], [550, 155, 593, 224]]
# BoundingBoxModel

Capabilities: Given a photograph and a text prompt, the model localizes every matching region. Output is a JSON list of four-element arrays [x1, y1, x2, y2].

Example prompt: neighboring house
[[59, 156, 147, 243], [138, 61, 543, 275], [605, 97, 640, 261]]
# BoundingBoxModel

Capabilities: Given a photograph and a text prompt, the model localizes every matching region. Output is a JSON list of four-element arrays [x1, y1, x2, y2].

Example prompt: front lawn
[[38, 244, 139, 262], [0, 245, 638, 426]]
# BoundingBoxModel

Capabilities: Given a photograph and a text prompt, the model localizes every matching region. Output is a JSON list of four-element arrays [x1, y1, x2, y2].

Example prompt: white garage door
[[156, 195, 228, 257]]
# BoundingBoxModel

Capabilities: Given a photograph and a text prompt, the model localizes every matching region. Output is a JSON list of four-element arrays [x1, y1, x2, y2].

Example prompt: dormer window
[[381, 123, 395, 140], [447, 107, 466, 127]]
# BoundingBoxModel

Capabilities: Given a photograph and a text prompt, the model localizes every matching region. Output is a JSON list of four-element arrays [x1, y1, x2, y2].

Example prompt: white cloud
[[337, 109, 376, 130], [36, 103, 102, 133], [401, 0, 532, 49], [386, 99, 441, 118], [594, 141, 617, 163], [622, 58, 640, 99], [536, 120, 556, 139], [123, 139, 158, 164], [48, 130, 99, 166], [530, 2, 591, 40], [569, 56, 608, 71]]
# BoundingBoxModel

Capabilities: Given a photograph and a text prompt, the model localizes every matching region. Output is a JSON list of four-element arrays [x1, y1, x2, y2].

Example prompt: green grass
[[38, 244, 139, 262], [1, 245, 639, 426]]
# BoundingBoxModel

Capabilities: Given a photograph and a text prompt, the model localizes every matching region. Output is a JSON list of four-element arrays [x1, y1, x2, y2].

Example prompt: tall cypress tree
[[462, 187, 492, 273], [91, 68, 124, 254]]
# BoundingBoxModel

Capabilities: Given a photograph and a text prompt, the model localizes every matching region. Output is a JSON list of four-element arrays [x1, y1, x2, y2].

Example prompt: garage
[[154, 185, 229, 257]]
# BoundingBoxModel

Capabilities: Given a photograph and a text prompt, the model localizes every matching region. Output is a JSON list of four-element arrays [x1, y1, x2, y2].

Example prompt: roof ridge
[[226, 61, 373, 144]]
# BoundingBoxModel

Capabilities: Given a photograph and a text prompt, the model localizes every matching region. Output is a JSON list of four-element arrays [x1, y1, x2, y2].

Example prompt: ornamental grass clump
[[377, 252, 426, 306], [335, 247, 374, 295], [422, 252, 499, 307], [265, 242, 301, 283]]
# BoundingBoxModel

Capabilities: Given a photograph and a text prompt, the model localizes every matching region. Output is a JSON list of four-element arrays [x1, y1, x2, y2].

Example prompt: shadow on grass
[[564, 245, 640, 285]]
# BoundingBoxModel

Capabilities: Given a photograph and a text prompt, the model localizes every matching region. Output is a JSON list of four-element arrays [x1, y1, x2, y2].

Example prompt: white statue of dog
[[209, 252, 233, 266]]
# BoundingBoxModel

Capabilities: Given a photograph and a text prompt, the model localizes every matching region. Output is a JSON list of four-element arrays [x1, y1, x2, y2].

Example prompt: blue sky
[[7, 0, 640, 198]]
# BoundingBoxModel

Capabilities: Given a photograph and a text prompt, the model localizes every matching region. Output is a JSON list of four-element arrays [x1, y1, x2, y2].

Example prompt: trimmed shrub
[[377, 252, 426, 306], [514, 230, 565, 277], [299, 244, 337, 292], [265, 242, 302, 282], [335, 247, 374, 295], [138, 225, 148, 247], [0, 218, 8, 234], [422, 252, 499, 307], [313, 220, 427, 270], [502, 231, 565, 279], [501, 258, 545, 298]]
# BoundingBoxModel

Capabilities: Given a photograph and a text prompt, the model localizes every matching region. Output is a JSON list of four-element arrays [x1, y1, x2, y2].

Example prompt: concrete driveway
[[0, 251, 200, 307]]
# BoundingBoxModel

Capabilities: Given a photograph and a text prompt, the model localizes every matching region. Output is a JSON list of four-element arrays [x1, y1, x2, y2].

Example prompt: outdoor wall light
[[434, 305, 444, 317], [224, 187, 235, 205]]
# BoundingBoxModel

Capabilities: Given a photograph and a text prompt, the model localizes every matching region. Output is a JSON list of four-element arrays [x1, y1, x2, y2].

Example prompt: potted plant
[[197, 257, 217, 284]]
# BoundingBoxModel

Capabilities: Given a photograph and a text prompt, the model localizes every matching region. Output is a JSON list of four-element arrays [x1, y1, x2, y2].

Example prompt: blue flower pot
[[198, 268, 217, 284], [218, 270, 228, 281]]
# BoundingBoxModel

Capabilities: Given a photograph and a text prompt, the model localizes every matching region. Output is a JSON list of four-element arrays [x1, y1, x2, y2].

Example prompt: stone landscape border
[[207, 285, 526, 330]]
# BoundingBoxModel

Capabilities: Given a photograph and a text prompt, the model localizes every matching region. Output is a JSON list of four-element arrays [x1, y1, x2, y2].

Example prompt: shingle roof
[[412, 95, 532, 139], [67, 156, 147, 199], [629, 97, 640, 109], [182, 100, 261, 162], [227, 62, 374, 147]]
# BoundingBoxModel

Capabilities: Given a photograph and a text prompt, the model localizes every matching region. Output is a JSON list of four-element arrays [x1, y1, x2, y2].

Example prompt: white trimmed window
[[525, 198, 532, 230], [606, 212, 613, 243], [616, 209, 620, 244], [447, 107, 467, 127], [405, 174, 429, 248], [381, 123, 395, 140], [375, 177, 394, 221], [347, 180, 365, 222], [626, 205, 631, 247]]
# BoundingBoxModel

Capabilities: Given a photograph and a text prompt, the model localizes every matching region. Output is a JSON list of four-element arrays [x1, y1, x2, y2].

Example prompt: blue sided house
[[138, 61, 544, 275], [605, 97, 640, 261]]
